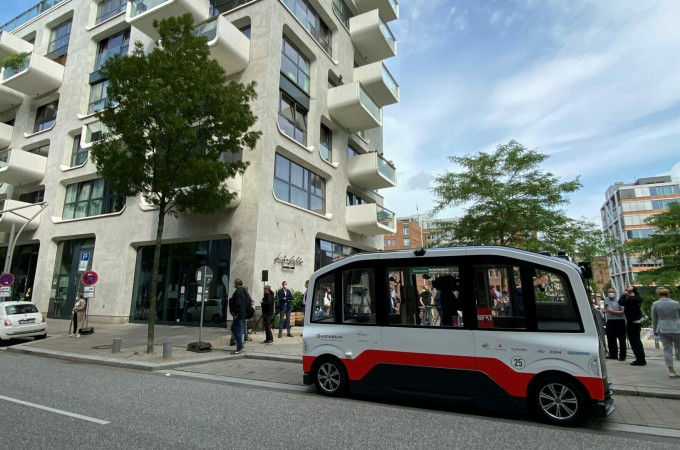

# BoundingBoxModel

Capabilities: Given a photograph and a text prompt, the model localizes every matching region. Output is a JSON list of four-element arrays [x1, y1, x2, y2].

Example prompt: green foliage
[[1, 52, 29, 72], [430, 140, 584, 252], [90, 14, 261, 352], [625, 202, 680, 286]]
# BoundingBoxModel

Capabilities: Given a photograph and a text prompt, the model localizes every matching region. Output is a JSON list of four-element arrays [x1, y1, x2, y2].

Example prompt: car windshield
[[5, 304, 39, 315]]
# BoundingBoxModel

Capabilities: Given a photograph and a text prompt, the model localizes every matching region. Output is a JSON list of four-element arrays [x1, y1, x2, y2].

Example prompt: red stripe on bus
[[304, 351, 605, 400]]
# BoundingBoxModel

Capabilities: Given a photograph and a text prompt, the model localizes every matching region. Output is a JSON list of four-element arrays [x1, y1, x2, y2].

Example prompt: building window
[[96, 0, 126, 24], [210, 0, 254, 15], [88, 80, 110, 114], [281, 0, 332, 55], [18, 189, 45, 204], [332, 0, 353, 29], [278, 91, 307, 144], [346, 191, 367, 206], [281, 38, 310, 94], [94, 29, 131, 71], [320, 124, 332, 162], [34, 100, 59, 133], [274, 154, 325, 214], [403, 226, 410, 236], [71, 134, 88, 167], [48, 19, 72, 57], [63, 179, 125, 220], [403, 238, 410, 247], [315, 238, 360, 270], [650, 185, 680, 196]]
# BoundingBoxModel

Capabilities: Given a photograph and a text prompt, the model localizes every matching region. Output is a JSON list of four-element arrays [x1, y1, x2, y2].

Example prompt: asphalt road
[[0, 351, 678, 449]]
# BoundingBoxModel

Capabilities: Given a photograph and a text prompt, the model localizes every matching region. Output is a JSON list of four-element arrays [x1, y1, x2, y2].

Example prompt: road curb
[[613, 384, 680, 399]]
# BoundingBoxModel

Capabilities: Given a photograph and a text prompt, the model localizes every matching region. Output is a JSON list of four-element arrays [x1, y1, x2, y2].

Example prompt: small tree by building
[[90, 14, 261, 353]]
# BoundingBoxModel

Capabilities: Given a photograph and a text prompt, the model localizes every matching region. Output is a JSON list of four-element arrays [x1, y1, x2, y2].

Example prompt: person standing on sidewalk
[[261, 285, 275, 344], [229, 279, 248, 354], [651, 287, 680, 378], [278, 281, 293, 338], [619, 285, 646, 366], [604, 287, 627, 361], [70, 294, 87, 338]]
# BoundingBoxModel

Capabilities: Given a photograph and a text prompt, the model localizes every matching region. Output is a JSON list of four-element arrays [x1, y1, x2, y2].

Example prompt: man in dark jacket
[[261, 285, 275, 344], [229, 279, 248, 354], [278, 281, 294, 338], [619, 285, 646, 366]]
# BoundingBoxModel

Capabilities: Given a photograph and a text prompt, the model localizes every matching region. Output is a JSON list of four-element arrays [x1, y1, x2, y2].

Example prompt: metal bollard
[[163, 341, 172, 359], [112, 338, 122, 353]]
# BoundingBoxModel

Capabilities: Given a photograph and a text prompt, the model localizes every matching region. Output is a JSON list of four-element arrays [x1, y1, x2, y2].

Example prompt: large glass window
[[281, 38, 310, 93], [473, 265, 526, 330], [281, 0, 332, 55], [71, 134, 88, 167], [48, 19, 72, 56], [34, 100, 59, 133], [94, 29, 131, 71], [311, 273, 335, 322], [273, 154, 325, 213], [346, 191, 366, 206], [62, 179, 125, 219], [88, 80, 110, 114], [342, 268, 376, 324], [278, 91, 307, 144], [332, 0, 353, 28], [96, 0, 126, 24], [533, 268, 581, 331], [320, 124, 332, 162]]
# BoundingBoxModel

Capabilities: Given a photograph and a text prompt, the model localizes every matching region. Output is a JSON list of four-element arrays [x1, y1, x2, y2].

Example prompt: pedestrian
[[604, 287, 626, 361], [619, 285, 646, 366], [302, 280, 309, 311], [419, 285, 433, 326], [243, 287, 253, 342], [228, 279, 248, 354], [278, 281, 294, 338], [71, 293, 86, 338], [651, 287, 680, 378], [261, 285, 275, 344]]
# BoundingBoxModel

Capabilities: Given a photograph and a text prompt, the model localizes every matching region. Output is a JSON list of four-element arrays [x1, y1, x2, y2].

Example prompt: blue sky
[[2, 0, 679, 225]]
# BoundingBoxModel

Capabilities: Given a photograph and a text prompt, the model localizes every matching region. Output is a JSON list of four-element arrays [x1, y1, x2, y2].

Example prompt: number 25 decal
[[512, 357, 525, 369]]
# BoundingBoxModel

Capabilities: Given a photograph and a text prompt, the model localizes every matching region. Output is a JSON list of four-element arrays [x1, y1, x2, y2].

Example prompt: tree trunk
[[147, 200, 167, 354]]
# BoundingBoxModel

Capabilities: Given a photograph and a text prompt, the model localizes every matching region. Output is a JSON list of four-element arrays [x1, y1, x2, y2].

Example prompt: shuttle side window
[[533, 268, 582, 331], [311, 273, 336, 323], [473, 265, 526, 330], [342, 268, 376, 325]]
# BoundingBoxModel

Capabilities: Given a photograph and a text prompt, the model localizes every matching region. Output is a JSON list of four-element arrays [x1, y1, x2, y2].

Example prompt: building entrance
[[48, 238, 95, 318]]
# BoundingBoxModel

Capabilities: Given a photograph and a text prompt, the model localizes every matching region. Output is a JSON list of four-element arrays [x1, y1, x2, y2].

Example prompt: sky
[[2, 0, 679, 226]]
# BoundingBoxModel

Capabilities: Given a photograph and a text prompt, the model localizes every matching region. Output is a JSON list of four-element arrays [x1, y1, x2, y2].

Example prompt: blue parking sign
[[81, 253, 90, 261]]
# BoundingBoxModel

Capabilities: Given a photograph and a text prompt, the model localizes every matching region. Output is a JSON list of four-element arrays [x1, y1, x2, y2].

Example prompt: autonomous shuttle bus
[[302, 246, 614, 426]]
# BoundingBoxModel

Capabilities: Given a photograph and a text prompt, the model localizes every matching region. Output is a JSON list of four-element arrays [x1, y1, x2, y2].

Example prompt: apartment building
[[0, 0, 399, 324], [601, 176, 680, 292]]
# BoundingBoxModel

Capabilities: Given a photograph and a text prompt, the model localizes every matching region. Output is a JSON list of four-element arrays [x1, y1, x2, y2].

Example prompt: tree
[[625, 202, 680, 287], [91, 14, 261, 353], [431, 140, 582, 249]]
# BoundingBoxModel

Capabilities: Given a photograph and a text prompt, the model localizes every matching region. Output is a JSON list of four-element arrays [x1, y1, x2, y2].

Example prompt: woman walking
[[651, 287, 680, 378]]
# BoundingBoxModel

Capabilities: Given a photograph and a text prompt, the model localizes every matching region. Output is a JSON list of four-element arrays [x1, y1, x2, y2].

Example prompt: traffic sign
[[0, 273, 15, 286], [195, 266, 213, 285], [82, 271, 99, 286]]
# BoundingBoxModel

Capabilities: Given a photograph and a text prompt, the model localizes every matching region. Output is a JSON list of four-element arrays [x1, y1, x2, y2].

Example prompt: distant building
[[383, 215, 455, 250], [601, 176, 680, 292]]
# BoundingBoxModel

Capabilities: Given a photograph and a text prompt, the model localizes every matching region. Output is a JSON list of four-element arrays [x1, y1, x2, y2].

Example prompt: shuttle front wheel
[[314, 357, 348, 397]]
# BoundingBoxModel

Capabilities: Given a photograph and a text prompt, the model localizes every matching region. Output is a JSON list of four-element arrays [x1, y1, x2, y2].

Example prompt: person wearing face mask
[[604, 287, 626, 361], [619, 285, 647, 366]]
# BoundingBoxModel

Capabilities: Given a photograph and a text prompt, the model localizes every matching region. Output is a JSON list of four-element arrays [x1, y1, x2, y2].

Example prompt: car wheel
[[186, 313, 193, 322], [530, 376, 586, 426], [212, 314, 221, 324], [34, 333, 47, 340], [314, 357, 348, 397]]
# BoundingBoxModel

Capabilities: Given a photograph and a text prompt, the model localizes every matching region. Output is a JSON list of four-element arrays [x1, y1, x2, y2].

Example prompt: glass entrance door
[[48, 238, 95, 318]]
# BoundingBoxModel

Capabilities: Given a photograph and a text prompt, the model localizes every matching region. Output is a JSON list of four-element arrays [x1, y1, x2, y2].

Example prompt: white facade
[[0, 0, 399, 324], [600, 176, 680, 292]]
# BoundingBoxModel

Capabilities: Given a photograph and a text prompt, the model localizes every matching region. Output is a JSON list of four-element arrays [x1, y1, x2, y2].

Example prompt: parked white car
[[0, 301, 48, 341]]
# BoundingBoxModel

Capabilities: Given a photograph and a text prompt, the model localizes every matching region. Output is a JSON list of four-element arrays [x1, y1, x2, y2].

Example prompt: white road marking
[[0, 394, 110, 425], [598, 421, 680, 439], [160, 369, 314, 393]]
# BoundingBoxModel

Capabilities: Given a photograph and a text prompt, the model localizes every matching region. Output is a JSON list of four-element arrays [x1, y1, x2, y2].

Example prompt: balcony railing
[[1, 52, 64, 98], [0, 0, 66, 35], [328, 82, 382, 132], [193, 15, 250, 75], [127, 0, 211, 40], [354, 0, 399, 22], [349, 9, 397, 63], [346, 203, 396, 235], [353, 61, 399, 106], [347, 151, 397, 190], [0, 148, 48, 185]]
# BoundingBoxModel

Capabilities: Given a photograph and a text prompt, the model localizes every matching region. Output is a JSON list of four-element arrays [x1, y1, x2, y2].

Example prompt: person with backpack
[[278, 281, 294, 338], [228, 279, 249, 354]]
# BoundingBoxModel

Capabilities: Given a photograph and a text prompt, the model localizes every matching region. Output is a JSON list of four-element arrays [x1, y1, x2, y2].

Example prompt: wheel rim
[[538, 383, 579, 421], [318, 362, 341, 393]]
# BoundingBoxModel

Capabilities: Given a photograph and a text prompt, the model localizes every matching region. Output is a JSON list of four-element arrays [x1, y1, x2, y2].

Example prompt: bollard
[[163, 341, 172, 359], [112, 338, 122, 353]]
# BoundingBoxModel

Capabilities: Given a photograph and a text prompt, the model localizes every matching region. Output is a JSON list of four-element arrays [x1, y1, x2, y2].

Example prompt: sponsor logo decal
[[535, 349, 546, 354], [316, 333, 342, 339], [511, 347, 527, 352], [495, 344, 507, 352], [481, 343, 490, 350], [549, 350, 562, 355], [567, 351, 590, 356]]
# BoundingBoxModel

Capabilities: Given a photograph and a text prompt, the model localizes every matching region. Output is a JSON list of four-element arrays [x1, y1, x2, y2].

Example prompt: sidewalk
[[5, 320, 680, 400]]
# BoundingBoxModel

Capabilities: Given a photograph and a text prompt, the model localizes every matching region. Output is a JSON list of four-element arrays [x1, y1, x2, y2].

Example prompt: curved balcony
[[0, 31, 34, 61], [224, 173, 242, 208], [127, 0, 211, 40], [346, 203, 396, 235], [355, 0, 399, 22], [0, 199, 42, 232], [194, 16, 250, 75], [350, 9, 397, 64], [348, 152, 397, 190], [353, 61, 399, 107], [1, 52, 64, 98], [0, 122, 13, 149], [0, 85, 24, 112], [0, 148, 47, 185], [328, 82, 381, 132]]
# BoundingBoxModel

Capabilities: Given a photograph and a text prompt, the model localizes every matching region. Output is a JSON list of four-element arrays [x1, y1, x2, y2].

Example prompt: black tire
[[34, 333, 47, 340], [314, 357, 348, 397], [186, 313, 193, 322], [530, 376, 586, 426]]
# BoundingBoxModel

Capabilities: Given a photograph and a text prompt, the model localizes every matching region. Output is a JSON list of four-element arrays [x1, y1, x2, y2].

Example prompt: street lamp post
[[2, 201, 47, 274]]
